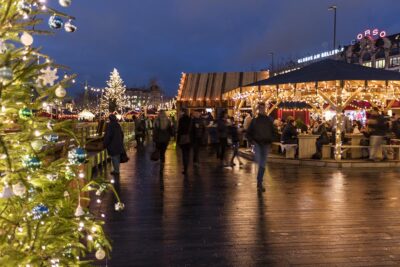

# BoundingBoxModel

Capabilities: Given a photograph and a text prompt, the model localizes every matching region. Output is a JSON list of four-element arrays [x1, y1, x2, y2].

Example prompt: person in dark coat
[[104, 114, 125, 175], [229, 120, 243, 167], [191, 110, 206, 166], [246, 102, 275, 192], [177, 109, 192, 174], [217, 111, 229, 165], [135, 114, 146, 148], [281, 116, 298, 144], [153, 110, 173, 173]]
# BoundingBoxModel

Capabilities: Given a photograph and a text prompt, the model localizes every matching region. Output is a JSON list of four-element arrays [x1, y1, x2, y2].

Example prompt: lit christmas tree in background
[[101, 68, 127, 113], [0, 0, 121, 265]]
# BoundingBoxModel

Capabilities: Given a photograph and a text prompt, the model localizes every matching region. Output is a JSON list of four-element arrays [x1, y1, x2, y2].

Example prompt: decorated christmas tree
[[0, 0, 122, 265], [101, 68, 127, 113]]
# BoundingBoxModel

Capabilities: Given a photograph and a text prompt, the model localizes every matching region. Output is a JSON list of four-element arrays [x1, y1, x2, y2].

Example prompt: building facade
[[276, 29, 400, 75], [125, 83, 163, 109]]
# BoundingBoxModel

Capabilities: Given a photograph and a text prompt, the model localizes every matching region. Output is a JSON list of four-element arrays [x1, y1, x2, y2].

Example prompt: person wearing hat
[[104, 114, 125, 175], [281, 116, 298, 145]]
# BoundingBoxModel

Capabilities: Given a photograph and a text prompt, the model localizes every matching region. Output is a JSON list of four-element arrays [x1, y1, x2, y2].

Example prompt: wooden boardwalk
[[99, 144, 400, 267]]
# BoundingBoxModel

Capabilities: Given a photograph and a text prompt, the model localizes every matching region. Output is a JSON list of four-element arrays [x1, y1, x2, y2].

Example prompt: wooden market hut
[[177, 71, 269, 114], [225, 59, 400, 160]]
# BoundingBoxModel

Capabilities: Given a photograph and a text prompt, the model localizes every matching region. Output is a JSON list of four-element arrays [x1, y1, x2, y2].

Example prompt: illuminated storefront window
[[376, 59, 385, 69], [390, 57, 400, 68], [363, 62, 372, 67]]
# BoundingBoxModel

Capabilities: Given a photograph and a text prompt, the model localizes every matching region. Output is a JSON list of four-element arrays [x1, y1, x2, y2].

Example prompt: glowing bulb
[[87, 235, 93, 241], [34, 130, 41, 137], [96, 199, 101, 204], [79, 222, 84, 227], [78, 173, 85, 179]]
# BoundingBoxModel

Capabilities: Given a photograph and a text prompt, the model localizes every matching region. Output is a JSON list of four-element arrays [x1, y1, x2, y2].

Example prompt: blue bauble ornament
[[32, 204, 49, 220], [48, 15, 63, 30], [23, 155, 41, 170], [44, 134, 59, 143], [68, 147, 87, 165]]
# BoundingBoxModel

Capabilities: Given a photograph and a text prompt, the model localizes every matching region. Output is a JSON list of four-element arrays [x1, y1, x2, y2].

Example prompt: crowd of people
[[102, 104, 400, 193]]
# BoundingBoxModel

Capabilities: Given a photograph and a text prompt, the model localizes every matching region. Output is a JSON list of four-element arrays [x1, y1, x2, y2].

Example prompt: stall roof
[[177, 71, 269, 103], [246, 59, 400, 87]]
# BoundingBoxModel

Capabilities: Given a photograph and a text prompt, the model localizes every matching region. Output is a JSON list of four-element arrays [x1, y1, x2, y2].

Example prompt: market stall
[[224, 59, 400, 160]]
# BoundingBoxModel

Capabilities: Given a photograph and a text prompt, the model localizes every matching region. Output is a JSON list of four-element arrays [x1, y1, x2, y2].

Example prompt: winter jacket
[[369, 114, 388, 136], [104, 118, 125, 156], [246, 114, 274, 145], [281, 123, 298, 144], [153, 118, 172, 144], [217, 119, 228, 139], [177, 115, 192, 145]]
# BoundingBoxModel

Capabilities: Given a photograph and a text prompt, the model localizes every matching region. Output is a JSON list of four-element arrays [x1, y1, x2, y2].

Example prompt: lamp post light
[[328, 5, 337, 50], [269, 52, 274, 75]]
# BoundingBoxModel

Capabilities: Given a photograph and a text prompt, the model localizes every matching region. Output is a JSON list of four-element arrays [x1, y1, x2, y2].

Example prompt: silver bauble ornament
[[55, 86, 66, 98], [95, 248, 106, 260], [12, 182, 26, 197], [74, 204, 85, 217], [0, 185, 13, 199], [31, 139, 44, 152], [18, 1, 31, 16], [20, 32, 33, 46], [0, 66, 13, 83], [114, 202, 125, 211], [64, 20, 77, 33], [59, 0, 72, 7]]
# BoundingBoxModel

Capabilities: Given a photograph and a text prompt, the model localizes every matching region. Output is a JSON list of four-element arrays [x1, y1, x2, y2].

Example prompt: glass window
[[376, 59, 385, 69], [363, 62, 372, 67], [390, 57, 400, 68]]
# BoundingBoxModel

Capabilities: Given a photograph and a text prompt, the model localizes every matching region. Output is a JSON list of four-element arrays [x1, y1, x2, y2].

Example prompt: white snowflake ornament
[[37, 67, 59, 86]]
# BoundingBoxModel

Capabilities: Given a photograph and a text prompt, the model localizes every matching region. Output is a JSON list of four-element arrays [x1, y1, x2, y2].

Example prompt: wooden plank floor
[[98, 144, 400, 267]]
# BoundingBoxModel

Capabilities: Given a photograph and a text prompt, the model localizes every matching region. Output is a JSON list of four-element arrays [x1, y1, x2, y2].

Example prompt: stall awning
[[177, 71, 269, 106], [246, 59, 400, 86]]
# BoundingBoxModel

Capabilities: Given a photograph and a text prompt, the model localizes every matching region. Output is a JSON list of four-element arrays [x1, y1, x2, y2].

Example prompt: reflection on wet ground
[[101, 144, 400, 266]]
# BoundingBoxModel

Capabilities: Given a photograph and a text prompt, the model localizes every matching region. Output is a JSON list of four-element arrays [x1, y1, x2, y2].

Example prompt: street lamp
[[328, 5, 337, 50], [269, 52, 274, 75]]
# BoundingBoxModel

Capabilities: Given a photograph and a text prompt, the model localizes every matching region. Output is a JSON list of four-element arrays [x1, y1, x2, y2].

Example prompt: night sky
[[38, 0, 400, 96]]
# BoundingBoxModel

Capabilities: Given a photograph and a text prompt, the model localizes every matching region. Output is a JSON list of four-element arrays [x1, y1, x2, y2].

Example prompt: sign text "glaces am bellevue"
[[297, 48, 344, 64]]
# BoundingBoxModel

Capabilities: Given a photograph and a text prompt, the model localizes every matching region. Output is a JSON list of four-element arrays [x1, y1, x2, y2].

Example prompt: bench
[[272, 142, 297, 158], [281, 144, 297, 159]]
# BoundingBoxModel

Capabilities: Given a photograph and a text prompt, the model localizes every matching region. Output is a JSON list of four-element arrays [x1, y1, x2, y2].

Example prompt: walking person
[[217, 111, 229, 166], [229, 120, 243, 167], [246, 103, 274, 193], [153, 110, 173, 173], [104, 114, 125, 176], [191, 110, 206, 166], [368, 107, 389, 161], [177, 109, 192, 175], [135, 114, 146, 148], [207, 120, 219, 158]]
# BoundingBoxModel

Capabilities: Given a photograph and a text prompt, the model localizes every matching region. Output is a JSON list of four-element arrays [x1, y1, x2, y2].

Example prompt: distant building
[[275, 29, 400, 75], [125, 82, 163, 109]]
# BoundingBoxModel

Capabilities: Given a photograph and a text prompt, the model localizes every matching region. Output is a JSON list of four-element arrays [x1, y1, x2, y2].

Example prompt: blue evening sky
[[37, 0, 400, 96]]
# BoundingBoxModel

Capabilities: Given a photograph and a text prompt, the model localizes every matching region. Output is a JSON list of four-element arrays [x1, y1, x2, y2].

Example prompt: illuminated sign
[[357, 28, 386, 40], [297, 48, 344, 64]]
